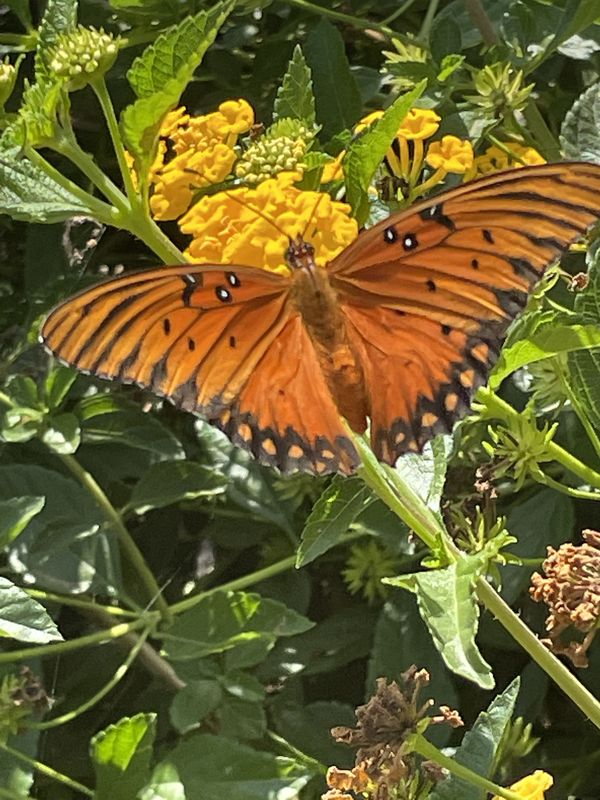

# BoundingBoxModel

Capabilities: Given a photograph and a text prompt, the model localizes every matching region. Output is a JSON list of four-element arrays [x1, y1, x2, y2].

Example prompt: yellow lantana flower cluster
[[336, 107, 474, 202], [466, 142, 546, 179], [180, 172, 358, 273], [149, 99, 254, 220]]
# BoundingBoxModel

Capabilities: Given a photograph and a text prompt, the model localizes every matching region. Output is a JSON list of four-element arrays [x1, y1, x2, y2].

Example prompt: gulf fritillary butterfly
[[42, 162, 600, 476]]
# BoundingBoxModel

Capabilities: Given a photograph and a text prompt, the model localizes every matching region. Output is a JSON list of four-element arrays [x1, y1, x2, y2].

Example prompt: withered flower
[[323, 667, 462, 800], [530, 529, 600, 667]]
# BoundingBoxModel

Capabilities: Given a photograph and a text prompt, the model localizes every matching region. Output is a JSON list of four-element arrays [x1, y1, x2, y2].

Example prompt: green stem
[[535, 472, 600, 501], [58, 453, 172, 622], [24, 146, 118, 225], [169, 555, 297, 615], [419, 0, 440, 39], [0, 618, 151, 665], [478, 388, 600, 492], [25, 588, 137, 617], [90, 77, 139, 207], [410, 733, 525, 800], [52, 130, 128, 211], [125, 205, 188, 265], [354, 434, 444, 552], [30, 629, 151, 730], [462, 0, 499, 45], [0, 742, 93, 797], [283, 0, 417, 45], [476, 579, 600, 728]]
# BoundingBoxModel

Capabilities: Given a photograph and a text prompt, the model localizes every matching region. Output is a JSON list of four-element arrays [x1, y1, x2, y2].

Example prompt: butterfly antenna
[[299, 189, 329, 244], [180, 164, 290, 240]]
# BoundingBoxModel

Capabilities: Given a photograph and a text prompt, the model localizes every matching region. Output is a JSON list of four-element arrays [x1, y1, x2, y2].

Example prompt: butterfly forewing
[[41, 263, 358, 474], [330, 162, 600, 463]]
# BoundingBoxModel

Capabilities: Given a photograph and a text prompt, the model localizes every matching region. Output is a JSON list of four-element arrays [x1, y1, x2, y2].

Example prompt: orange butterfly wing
[[329, 162, 600, 463], [41, 264, 358, 474]]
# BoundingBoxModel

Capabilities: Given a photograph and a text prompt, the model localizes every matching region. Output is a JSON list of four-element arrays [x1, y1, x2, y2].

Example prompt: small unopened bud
[[47, 26, 119, 91]]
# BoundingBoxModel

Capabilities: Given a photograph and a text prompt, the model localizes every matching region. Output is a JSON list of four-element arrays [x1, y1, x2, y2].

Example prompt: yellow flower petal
[[425, 135, 474, 174], [492, 770, 553, 800], [397, 108, 441, 140]]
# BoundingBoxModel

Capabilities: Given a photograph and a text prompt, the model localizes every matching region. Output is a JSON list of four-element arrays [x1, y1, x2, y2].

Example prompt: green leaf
[[127, 1, 234, 97], [0, 145, 92, 222], [367, 594, 459, 746], [261, 605, 379, 679], [394, 436, 452, 513], [161, 592, 313, 668], [491, 320, 600, 389], [569, 248, 600, 427], [127, 461, 227, 514], [344, 81, 426, 224], [168, 734, 311, 800], [0, 464, 121, 595], [271, 700, 356, 766], [543, 0, 600, 59], [430, 679, 520, 800], [0, 496, 45, 551], [41, 412, 81, 454], [297, 475, 374, 567], [0, 577, 62, 643], [77, 395, 185, 460], [388, 556, 494, 689], [91, 713, 156, 800], [273, 45, 316, 127], [44, 365, 78, 410], [139, 763, 186, 800], [121, 1, 235, 176], [4, 0, 33, 31], [169, 680, 223, 734], [303, 19, 362, 141]]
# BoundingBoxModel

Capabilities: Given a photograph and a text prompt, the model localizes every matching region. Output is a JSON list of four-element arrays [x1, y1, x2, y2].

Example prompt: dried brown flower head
[[323, 667, 462, 800], [530, 529, 600, 667], [569, 272, 589, 292]]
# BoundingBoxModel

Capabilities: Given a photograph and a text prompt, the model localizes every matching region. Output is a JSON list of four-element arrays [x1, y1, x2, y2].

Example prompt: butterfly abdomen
[[290, 263, 368, 433]]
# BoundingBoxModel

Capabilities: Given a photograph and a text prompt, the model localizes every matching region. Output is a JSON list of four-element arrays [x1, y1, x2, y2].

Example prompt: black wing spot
[[419, 202, 455, 231], [229, 335, 236, 348], [163, 318, 171, 335], [426, 279, 436, 292], [383, 225, 398, 244], [182, 274, 199, 307], [188, 338, 196, 352], [215, 285, 232, 303], [441, 324, 451, 336], [403, 233, 418, 251], [395, 309, 407, 317], [482, 229, 494, 244], [471, 258, 479, 269], [226, 271, 241, 288]]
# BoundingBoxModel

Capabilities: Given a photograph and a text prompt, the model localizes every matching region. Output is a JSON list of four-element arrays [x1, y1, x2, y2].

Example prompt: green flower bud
[[465, 62, 533, 120], [235, 119, 312, 183], [0, 55, 22, 108], [47, 26, 119, 91]]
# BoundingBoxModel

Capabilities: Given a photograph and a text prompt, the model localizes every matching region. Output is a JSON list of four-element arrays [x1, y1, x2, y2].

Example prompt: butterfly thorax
[[287, 238, 368, 433]]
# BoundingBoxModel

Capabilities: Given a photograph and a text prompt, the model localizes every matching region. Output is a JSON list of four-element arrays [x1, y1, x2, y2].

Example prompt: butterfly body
[[42, 162, 600, 475]]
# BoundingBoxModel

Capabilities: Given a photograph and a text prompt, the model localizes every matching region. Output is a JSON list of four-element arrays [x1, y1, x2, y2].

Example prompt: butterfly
[[41, 162, 600, 476]]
